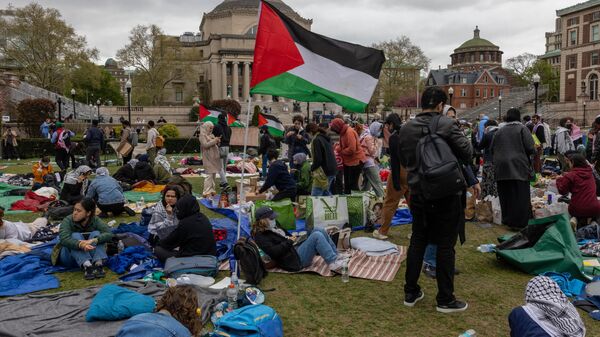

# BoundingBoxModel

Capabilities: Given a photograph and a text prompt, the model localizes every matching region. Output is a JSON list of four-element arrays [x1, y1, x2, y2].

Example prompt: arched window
[[590, 73, 599, 100], [245, 25, 258, 36]]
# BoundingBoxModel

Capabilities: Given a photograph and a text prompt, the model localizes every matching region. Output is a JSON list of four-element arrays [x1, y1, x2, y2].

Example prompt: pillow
[[86, 284, 156, 322]]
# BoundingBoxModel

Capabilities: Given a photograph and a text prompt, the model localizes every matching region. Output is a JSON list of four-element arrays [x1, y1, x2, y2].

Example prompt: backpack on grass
[[233, 238, 268, 285], [213, 304, 283, 337], [416, 115, 466, 200], [163, 255, 218, 278]]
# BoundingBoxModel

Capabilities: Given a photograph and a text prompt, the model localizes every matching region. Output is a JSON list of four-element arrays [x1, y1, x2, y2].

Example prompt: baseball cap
[[255, 206, 277, 220]]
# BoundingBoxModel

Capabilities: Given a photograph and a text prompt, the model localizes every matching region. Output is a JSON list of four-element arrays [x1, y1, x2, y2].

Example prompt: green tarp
[[496, 214, 587, 281], [124, 191, 162, 203]]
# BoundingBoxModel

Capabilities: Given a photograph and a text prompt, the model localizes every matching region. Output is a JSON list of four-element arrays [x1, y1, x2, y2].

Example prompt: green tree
[[0, 4, 98, 92], [116, 25, 182, 105], [372, 36, 430, 107], [505, 53, 538, 86], [522, 60, 560, 103], [67, 61, 124, 105]]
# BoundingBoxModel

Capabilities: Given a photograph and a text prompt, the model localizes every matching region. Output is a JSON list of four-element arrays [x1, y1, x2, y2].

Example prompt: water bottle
[[226, 283, 238, 311], [341, 259, 349, 283], [477, 244, 496, 253], [117, 240, 124, 254], [140, 196, 145, 207], [458, 329, 476, 337]]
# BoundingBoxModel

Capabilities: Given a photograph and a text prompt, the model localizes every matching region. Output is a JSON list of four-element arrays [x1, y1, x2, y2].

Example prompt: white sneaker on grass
[[372, 229, 388, 240]]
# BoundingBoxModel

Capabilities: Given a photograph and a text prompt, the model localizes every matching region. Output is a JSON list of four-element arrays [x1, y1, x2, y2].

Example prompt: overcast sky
[[1, 0, 583, 70]]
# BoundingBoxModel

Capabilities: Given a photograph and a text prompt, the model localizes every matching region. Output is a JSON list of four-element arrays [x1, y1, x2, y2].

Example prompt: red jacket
[[556, 166, 600, 218], [330, 120, 366, 167]]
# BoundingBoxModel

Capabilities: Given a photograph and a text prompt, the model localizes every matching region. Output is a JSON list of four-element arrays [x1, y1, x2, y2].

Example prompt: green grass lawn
[[1, 159, 599, 336]]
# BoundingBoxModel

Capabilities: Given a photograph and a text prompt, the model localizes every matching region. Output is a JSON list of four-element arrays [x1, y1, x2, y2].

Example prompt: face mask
[[268, 219, 277, 229]]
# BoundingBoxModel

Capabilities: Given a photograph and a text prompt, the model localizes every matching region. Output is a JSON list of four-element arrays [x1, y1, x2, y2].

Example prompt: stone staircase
[[7, 80, 97, 120], [461, 85, 549, 121]]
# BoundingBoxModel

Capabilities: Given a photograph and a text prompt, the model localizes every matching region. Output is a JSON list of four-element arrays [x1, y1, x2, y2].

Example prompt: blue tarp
[[107, 246, 154, 274], [0, 241, 64, 296], [112, 223, 149, 239], [199, 198, 252, 239]]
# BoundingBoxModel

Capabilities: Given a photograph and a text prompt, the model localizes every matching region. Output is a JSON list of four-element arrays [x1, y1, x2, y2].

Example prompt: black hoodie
[[158, 195, 217, 257], [310, 132, 337, 176]]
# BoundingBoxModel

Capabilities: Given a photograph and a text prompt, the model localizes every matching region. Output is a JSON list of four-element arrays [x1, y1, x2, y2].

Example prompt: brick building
[[553, 0, 600, 102], [426, 27, 511, 110]]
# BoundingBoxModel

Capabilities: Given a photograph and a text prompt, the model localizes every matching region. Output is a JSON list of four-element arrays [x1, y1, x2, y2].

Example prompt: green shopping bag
[[495, 213, 587, 281], [347, 193, 370, 229], [253, 199, 296, 230]]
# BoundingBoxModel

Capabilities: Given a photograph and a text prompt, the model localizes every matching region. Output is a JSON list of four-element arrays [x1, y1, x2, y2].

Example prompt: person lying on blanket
[[113, 159, 138, 185], [154, 194, 217, 263], [148, 185, 184, 246], [0, 207, 47, 241], [117, 285, 202, 337], [252, 206, 345, 272], [54, 198, 113, 280]]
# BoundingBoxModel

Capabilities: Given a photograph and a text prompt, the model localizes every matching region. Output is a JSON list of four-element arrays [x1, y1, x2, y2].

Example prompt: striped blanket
[[221, 245, 406, 282]]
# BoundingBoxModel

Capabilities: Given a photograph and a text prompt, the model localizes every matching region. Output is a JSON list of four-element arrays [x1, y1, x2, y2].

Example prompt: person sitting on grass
[[292, 153, 312, 196], [86, 167, 136, 218], [116, 285, 202, 337], [153, 148, 172, 184], [32, 156, 54, 190], [252, 206, 345, 272], [148, 185, 184, 246], [60, 165, 93, 205], [54, 198, 113, 280], [556, 152, 600, 228], [113, 159, 137, 185], [154, 194, 217, 263], [258, 149, 297, 201], [134, 154, 156, 183]]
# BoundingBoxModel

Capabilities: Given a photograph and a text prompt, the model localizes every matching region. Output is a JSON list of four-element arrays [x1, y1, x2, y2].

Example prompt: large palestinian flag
[[258, 113, 285, 137], [199, 105, 244, 127], [250, 1, 385, 113]]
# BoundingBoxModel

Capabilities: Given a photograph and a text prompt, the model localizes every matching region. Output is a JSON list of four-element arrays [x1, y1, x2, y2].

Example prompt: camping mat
[[132, 181, 166, 193], [0, 281, 165, 337], [124, 191, 162, 203], [0, 182, 27, 193], [220, 245, 406, 282]]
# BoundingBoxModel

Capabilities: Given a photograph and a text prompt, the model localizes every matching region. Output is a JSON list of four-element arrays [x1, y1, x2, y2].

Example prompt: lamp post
[[96, 99, 101, 121], [57, 96, 62, 121], [532, 73, 540, 116], [448, 86, 454, 106], [583, 98, 586, 128], [498, 95, 502, 121], [71, 88, 76, 120], [125, 80, 132, 123]]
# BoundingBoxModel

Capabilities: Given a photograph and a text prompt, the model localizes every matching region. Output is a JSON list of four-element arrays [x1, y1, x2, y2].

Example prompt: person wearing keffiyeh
[[153, 148, 172, 184], [509, 276, 586, 337], [60, 165, 92, 205]]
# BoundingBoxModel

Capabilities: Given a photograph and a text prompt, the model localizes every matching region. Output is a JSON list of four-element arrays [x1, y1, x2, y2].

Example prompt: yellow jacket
[[32, 162, 53, 184]]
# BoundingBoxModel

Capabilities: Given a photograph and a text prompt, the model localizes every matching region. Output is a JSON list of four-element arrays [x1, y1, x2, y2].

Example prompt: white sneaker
[[328, 258, 345, 272], [372, 229, 388, 240]]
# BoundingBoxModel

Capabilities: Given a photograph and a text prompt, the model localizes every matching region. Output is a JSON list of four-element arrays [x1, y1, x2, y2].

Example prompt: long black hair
[[385, 113, 402, 133], [162, 185, 184, 206]]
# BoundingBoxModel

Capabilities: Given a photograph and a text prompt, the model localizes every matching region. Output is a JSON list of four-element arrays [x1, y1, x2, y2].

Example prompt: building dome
[[104, 58, 119, 68], [450, 26, 503, 71], [210, 0, 295, 14]]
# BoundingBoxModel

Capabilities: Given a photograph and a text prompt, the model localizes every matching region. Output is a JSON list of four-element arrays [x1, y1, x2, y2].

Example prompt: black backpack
[[233, 238, 268, 285], [416, 115, 466, 200]]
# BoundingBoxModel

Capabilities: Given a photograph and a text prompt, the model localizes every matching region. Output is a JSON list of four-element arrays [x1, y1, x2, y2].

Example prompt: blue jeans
[[295, 227, 337, 267], [311, 175, 335, 196], [59, 231, 108, 268], [262, 154, 268, 178], [424, 244, 437, 267]]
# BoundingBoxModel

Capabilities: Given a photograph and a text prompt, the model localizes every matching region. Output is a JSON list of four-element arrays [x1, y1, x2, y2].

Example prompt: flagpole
[[233, 96, 253, 278]]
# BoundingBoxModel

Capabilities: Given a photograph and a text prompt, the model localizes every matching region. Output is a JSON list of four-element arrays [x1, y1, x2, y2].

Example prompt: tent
[[496, 213, 587, 281]]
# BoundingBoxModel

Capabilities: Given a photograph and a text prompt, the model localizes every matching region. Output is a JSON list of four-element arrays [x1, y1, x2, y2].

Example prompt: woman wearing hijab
[[113, 159, 138, 185], [60, 165, 93, 205], [509, 276, 585, 337], [154, 194, 217, 263], [198, 122, 223, 197], [153, 148, 172, 184], [86, 167, 135, 217]]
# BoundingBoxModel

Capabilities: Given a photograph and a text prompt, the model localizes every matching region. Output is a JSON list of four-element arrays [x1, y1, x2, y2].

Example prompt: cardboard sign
[[230, 127, 259, 147]]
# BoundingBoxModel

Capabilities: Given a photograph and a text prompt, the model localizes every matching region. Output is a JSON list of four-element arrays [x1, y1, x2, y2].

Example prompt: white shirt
[[147, 128, 159, 149], [0, 220, 32, 241]]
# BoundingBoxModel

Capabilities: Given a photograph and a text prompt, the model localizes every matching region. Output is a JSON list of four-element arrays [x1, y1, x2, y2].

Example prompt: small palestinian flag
[[199, 105, 244, 127], [258, 113, 284, 137], [250, 1, 385, 113]]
